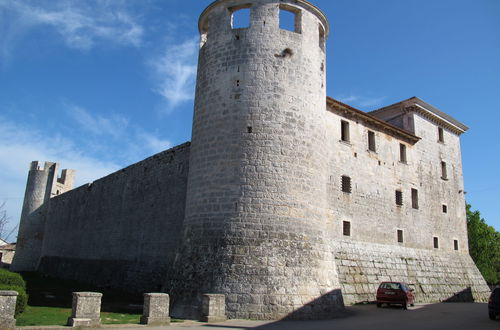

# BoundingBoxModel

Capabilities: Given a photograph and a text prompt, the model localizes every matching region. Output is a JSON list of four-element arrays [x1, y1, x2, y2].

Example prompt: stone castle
[[12, 0, 490, 320]]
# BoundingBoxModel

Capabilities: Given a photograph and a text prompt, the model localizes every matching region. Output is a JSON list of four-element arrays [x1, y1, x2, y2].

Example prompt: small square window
[[395, 190, 403, 206], [368, 131, 376, 152], [397, 230, 404, 243], [341, 120, 350, 142], [341, 175, 352, 193], [438, 127, 444, 143], [454, 239, 459, 251], [411, 188, 419, 209], [230, 6, 251, 29], [433, 236, 439, 249], [343, 221, 351, 236], [442, 204, 447, 213], [279, 5, 301, 33]]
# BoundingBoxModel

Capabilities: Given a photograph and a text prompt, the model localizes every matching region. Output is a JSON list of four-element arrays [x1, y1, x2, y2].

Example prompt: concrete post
[[0, 291, 18, 330], [67, 292, 102, 327], [140, 293, 171, 326], [201, 294, 226, 322]]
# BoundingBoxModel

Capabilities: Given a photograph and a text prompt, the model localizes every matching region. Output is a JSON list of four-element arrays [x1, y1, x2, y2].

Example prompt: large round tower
[[172, 0, 344, 319]]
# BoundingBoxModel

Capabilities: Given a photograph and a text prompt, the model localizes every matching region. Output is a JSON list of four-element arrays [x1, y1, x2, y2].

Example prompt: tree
[[466, 204, 500, 285]]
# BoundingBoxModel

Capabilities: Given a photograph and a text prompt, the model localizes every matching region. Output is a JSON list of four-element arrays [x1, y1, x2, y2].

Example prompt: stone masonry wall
[[37, 143, 190, 293], [334, 240, 491, 304]]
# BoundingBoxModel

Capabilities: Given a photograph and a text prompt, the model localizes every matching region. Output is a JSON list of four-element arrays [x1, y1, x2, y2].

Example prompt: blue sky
[[0, 0, 499, 241]]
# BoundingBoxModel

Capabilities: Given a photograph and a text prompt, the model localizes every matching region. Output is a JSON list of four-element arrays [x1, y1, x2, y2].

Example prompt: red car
[[376, 282, 415, 310]]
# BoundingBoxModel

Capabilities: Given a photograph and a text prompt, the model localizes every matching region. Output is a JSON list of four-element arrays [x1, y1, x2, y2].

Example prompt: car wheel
[[410, 302, 414, 307], [490, 312, 496, 320], [376, 303, 381, 308]]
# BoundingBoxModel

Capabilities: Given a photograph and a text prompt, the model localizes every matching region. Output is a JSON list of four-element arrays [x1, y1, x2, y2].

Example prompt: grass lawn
[[17, 305, 142, 326]]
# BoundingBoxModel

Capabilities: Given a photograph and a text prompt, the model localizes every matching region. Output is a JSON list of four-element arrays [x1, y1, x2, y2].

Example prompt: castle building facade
[[12, 0, 490, 320]]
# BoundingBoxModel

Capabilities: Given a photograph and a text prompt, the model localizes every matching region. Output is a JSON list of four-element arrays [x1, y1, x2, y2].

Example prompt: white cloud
[[0, 0, 143, 55], [337, 94, 386, 109], [151, 37, 199, 111], [67, 103, 129, 139]]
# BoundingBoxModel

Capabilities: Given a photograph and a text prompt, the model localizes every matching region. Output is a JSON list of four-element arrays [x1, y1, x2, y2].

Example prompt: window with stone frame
[[341, 120, 350, 142], [341, 175, 352, 193], [454, 239, 459, 251], [368, 130, 376, 152], [433, 236, 439, 249], [397, 229, 404, 243], [343, 221, 351, 236], [399, 143, 407, 163], [395, 190, 403, 206], [438, 127, 444, 143], [411, 188, 419, 209]]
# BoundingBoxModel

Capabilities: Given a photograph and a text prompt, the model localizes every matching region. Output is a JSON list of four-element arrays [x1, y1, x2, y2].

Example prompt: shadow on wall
[[443, 287, 473, 302], [281, 289, 346, 320]]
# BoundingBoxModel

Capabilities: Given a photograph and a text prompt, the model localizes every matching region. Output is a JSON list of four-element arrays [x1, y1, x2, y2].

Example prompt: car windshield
[[380, 282, 402, 290]]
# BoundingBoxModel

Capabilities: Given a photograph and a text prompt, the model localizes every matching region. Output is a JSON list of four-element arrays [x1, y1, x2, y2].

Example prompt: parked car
[[376, 281, 415, 310], [489, 287, 500, 320]]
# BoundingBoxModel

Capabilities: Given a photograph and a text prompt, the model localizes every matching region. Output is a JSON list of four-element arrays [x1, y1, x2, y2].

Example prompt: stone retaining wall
[[334, 240, 490, 305]]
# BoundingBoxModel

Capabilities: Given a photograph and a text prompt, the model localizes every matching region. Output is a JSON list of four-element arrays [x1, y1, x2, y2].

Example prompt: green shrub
[[0, 270, 28, 316], [0, 284, 28, 316], [0, 269, 26, 290]]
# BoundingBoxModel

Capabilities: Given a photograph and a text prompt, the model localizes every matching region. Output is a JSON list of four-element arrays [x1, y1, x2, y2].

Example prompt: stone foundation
[[334, 240, 491, 304]]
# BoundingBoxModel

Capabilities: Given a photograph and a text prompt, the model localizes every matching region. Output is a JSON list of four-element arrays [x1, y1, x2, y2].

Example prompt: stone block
[[0, 291, 18, 330], [140, 293, 170, 326], [201, 294, 226, 322], [67, 292, 102, 327]]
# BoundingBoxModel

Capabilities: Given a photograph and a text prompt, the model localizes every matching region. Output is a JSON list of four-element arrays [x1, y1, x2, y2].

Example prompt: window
[[399, 143, 407, 163], [411, 188, 418, 209], [343, 221, 351, 236], [441, 161, 448, 180], [279, 5, 301, 33], [442, 204, 447, 213], [341, 175, 352, 193], [368, 131, 376, 152], [438, 127, 444, 143], [319, 24, 326, 51], [230, 6, 251, 29], [341, 120, 350, 142], [433, 237, 439, 249], [397, 230, 404, 243], [454, 240, 459, 251], [395, 190, 403, 206], [368, 131, 377, 152]]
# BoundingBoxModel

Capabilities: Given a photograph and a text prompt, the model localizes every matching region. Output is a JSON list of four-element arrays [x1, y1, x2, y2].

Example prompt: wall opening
[[343, 221, 351, 236], [341, 120, 350, 142], [319, 24, 325, 51], [368, 130, 376, 152], [230, 5, 251, 29], [247, 126, 253, 133], [400, 143, 407, 163], [454, 239, 459, 250], [433, 236, 439, 249], [341, 175, 352, 193], [442, 204, 448, 213], [279, 5, 301, 33], [395, 190, 403, 206], [441, 161, 448, 180], [397, 229, 404, 243], [411, 188, 419, 209], [438, 127, 444, 143]]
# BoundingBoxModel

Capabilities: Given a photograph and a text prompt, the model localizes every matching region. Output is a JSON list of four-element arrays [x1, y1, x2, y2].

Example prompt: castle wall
[[36, 143, 190, 293]]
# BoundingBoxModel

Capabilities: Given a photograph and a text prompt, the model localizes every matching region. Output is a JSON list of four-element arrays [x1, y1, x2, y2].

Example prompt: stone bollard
[[0, 291, 18, 330], [67, 292, 102, 327], [140, 293, 171, 326], [201, 294, 226, 322]]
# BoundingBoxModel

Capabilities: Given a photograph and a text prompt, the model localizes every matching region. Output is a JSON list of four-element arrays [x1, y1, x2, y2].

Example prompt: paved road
[[19, 303, 499, 330]]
